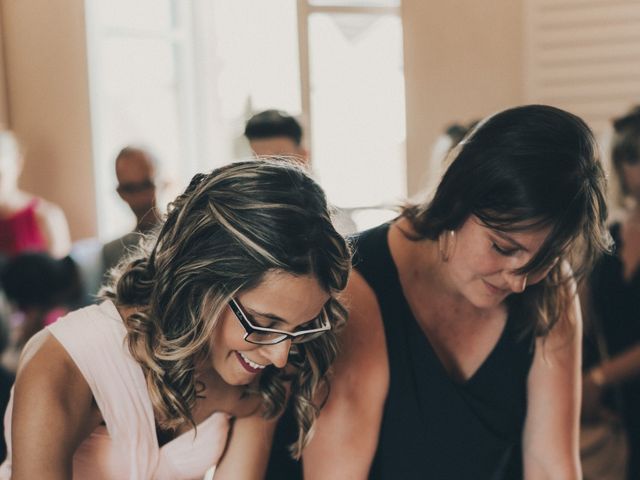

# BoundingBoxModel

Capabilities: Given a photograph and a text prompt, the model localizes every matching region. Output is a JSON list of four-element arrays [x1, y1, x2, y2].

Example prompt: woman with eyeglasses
[[300, 105, 610, 479], [0, 160, 351, 480], [582, 106, 640, 480]]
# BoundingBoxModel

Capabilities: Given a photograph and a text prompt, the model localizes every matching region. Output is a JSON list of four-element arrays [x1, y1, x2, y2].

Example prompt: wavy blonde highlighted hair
[[101, 160, 351, 457]]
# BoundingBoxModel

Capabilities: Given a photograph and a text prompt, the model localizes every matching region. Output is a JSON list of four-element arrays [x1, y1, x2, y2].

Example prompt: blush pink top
[[0, 199, 47, 257], [0, 301, 231, 480]]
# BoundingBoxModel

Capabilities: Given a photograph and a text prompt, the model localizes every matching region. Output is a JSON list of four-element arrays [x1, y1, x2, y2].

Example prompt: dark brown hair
[[404, 105, 610, 336]]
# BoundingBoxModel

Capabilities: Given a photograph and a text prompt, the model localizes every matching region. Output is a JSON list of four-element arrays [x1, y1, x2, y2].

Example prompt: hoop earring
[[438, 230, 456, 262]]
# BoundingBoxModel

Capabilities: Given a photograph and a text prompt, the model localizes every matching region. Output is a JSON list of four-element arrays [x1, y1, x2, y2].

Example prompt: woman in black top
[[302, 105, 610, 479], [583, 106, 640, 480]]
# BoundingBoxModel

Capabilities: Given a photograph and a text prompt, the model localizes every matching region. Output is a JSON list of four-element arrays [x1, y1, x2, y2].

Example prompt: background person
[[582, 105, 640, 480], [245, 109, 356, 236], [0, 253, 81, 371], [102, 146, 163, 276], [244, 109, 308, 163], [0, 131, 70, 259]]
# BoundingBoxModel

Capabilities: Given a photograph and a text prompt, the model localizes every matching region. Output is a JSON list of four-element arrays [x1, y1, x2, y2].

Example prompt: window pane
[[97, 0, 175, 31], [102, 37, 175, 92], [308, 13, 406, 209], [212, 0, 301, 120], [95, 37, 185, 240]]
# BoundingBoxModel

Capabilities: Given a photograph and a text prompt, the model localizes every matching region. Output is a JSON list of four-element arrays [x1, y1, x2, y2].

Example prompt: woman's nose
[[505, 270, 528, 293], [260, 339, 292, 369]]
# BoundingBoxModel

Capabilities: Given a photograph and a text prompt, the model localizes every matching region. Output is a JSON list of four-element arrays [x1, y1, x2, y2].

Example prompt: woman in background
[[582, 106, 640, 480], [302, 105, 609, 479], [0, 253, 81, 371], [1, 160, 350, 479], [0, 131, 70, 258]]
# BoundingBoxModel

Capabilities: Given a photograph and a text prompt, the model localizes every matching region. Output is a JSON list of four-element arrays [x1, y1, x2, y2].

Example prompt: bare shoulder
[[11, 331, 101, 477], [14, 331, 96, 418], [33, 197, 71, 258], [302, 270, 389, 478], [33, 197, 66, 222], [334, 269, 388, 384]]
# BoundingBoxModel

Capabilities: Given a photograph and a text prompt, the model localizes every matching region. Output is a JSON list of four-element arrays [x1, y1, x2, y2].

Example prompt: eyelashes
[[491, 242, 518, 256]]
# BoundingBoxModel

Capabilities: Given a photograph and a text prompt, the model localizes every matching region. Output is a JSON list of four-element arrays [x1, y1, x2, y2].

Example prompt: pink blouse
[[0, 200, 47, 257], [0, 301, 231, 479]]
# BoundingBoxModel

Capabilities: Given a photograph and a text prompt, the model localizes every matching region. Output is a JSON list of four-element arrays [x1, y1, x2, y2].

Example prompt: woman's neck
[[391, 220, 499, 327], [0, 189, 31, 216], [391, 219, 468, 304]]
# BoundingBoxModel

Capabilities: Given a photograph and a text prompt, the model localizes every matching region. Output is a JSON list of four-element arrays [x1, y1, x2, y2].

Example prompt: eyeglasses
[[117, 179, 155, 195], [228, 297, 331, 345]]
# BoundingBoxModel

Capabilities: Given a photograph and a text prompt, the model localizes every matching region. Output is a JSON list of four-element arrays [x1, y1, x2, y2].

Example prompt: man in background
[[244, 110, 356, 235], [102, 146, 162, 275], [244, 109, 309, 163]]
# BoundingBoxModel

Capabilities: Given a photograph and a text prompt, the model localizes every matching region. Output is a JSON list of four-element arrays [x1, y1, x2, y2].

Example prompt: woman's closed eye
[[249, 311, 324, 332], [491, 242, 518, 256]]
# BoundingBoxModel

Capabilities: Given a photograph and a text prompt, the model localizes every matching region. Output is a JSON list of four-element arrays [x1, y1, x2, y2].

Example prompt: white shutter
[[524, 0, 640, 136]]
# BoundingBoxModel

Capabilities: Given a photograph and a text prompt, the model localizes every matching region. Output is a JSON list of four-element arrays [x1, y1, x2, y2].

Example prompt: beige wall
[[0, 4, 8, 128], [402, 0, 524, 196], [0, 1, 524, 236], [1, 0, 96, 239]]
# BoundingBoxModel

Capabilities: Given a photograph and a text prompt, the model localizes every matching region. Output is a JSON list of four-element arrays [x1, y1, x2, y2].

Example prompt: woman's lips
[[235, 351, 263, 374]]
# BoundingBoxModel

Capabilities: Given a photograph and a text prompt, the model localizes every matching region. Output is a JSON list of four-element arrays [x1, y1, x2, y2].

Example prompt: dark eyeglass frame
[[228, 297, 331, 345], [117, 179, 156, 195]]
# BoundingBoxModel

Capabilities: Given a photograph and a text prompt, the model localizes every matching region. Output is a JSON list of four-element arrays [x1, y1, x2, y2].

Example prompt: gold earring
[[438, 230, 456, 262]]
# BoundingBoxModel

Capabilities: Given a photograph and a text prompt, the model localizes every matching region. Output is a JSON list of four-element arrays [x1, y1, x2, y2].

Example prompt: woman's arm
[[522, 282, 582, 480], [11, 334, 99, 479], [35, 200, 71, 259], [587, 344, 640, 386], [302, 271, 389, 479], [212, 414, 277, 480], [578, 279, 640, 418], [583, 344, 640, 419]]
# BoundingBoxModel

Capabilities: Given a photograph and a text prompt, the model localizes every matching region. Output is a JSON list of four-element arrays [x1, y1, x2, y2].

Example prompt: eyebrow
[[492, 231, 529, 253], [244, 306, 323, 327], [245, 308, 291, 325]]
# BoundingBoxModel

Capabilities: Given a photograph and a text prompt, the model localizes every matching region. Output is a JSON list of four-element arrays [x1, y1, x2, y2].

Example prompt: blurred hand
[[581, 372, 605, 422]]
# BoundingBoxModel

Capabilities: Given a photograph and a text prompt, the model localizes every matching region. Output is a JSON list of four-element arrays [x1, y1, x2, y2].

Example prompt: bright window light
[[87, 0, 406, 239], [308, 11, 406, 222]]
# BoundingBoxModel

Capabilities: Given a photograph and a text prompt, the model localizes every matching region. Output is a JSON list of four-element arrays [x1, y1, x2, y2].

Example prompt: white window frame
[[296, 1, 402, 161], [84, 0, 202, 240]]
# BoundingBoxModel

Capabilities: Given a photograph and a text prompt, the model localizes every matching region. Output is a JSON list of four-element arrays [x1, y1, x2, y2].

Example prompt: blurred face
[[208, 270, 330, 386], [116, 152, 157, 217], [249, 137, 308, 166], [621, 160, 640, 200], [445, 216, 558, 309]]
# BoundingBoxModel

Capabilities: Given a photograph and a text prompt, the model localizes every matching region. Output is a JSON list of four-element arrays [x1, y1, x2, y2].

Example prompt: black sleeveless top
[[355, 223, 534, 480], [265, 223, 535, 479], [585, 223, 640, 366]]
